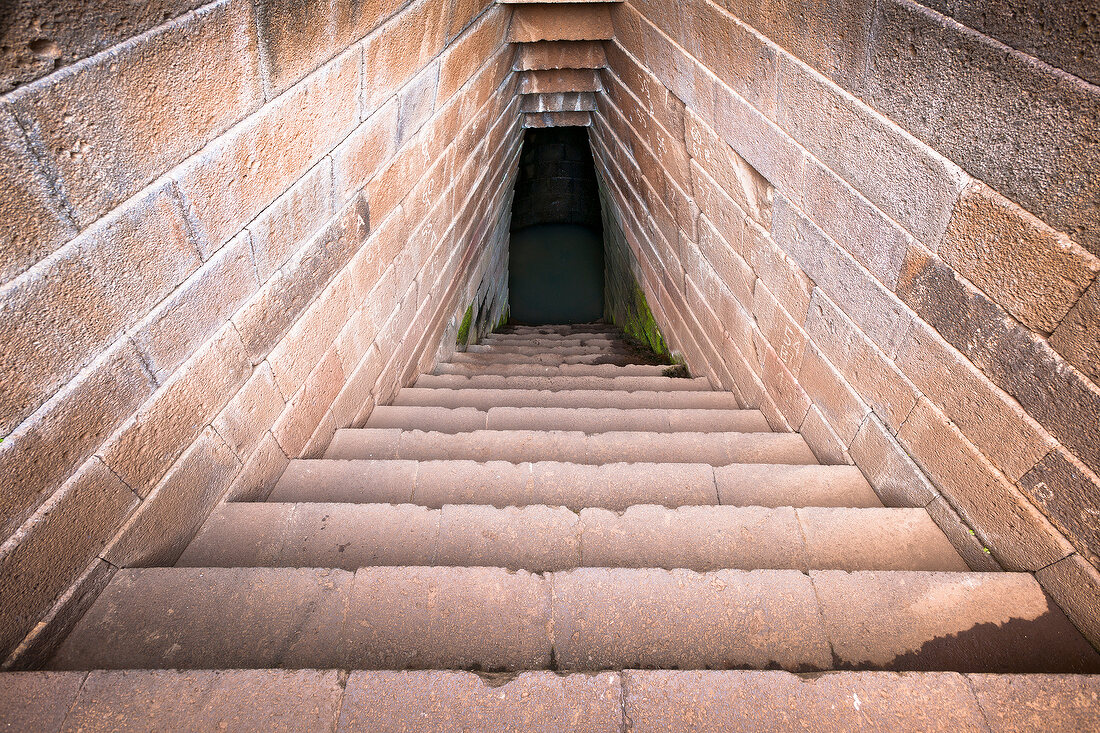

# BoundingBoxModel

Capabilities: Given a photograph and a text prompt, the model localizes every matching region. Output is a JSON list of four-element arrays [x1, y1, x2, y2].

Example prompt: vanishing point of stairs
[[34, 323, 1100, 728]]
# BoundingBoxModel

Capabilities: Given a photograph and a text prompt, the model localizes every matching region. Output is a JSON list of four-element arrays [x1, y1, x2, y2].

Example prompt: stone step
[[267, 460, 881, 509], [447, 352, 644, 366], [48, 567, 1100, 673], [433, 361, 669, 376], [324, 428, 819, 465], [415, 373, 713, 391], [465, 343, 624, 355], [483, 333, 623, 345], [365, 405, 772, 433], [8, 669, 1099, 732], [393, 386, 743, 410], [506, 323, 614, 333], [177, 503, 968, 573]]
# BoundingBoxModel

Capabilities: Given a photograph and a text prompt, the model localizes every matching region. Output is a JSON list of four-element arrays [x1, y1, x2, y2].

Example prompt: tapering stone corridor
[[2, 0, 1099, 728]]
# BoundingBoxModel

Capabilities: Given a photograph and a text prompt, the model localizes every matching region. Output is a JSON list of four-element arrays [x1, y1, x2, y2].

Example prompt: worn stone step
[[324, 428, 819, 465], [433, 361, 668, 376], [177, 504, 968, 573], [9, 669, 1099, 732], [267, 460, 880, 509], [393, 387, 742, 410], [415, 373, 712, 391], [447, 352, 644, 366], [48, 568, 1100, 673], [481, 335, 622, 347], [366, 405, 772, 434], [465, 343, 623, 355]]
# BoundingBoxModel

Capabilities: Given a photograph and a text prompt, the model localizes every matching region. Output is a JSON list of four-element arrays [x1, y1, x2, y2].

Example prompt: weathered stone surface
[[685, 109, 773, 229], [848, 413, 938, 508], [103, 428, 239, 568], [917, 0, 1100, 86], [339, 671, 622, 732], [0, 458, 137, 659], [940, 183, 1099, 334], [895, 318, 1055, 482], [0, 339, 152, 538], [1050, 280, 1100, 382], [896, 397, 1073, 571], [439, 5, 509, 101], [360, 0, 448, 114], [969, 672, 1100, 733], [8, 0, 262, 226], [0, 181, 201, 437], [1036, 553, 1100, 649], [924, 495, 1002, 572], [212, 362, 286, 461], [509, 4, 613, 42], [0, 672, 85, 731], [99, 324, 250, 496], [0, 103, 77, 285], [812, 570, 1100, 672], [896, 245, 1100, 477], [248, 158, 336, 281], [1018, 450, 1100, 564], [866, 0, 1100, 256], [519, 68, 603, 94], [513, 41, 607, 70], [623, 670, 989, 731], [65, 669, 345, 732]]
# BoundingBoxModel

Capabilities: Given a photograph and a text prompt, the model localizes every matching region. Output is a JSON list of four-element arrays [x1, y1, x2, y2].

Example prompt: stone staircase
[[7, 323, 1100, 729]]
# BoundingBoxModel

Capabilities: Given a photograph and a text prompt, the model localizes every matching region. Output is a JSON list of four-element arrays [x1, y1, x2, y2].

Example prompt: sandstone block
[[520, 92, 597, 113], [753, 281, 808, 375], [925, 495, 1003, 572], [798, 345, 870, 445], [523, 111, 593, 128], [896, 397, 1074, 570], [1018, 449, 1100, 565], [338, 671, 622, 732], [175, 49, 358, 252], [520, 68, 603, 94], [267, 269, 353, 398], [8, 0, 261, 227], [969, 671, 1100, 732], [0, 181, 201, 437], [248, 158, 336, 281], [798, 405, 852, 465], [799, 157, 913, 289], [0, 672, 84, 731], [1036, 553, 1100, 649], [776, 54, 968, 247], [0, 103, 77, 285], [1051, 280, 1100, 383], [0, 458, 137, 659], [686, 109, 772, 229], [0, 1, 207, 92], [848, 413, 939, 508], [896, 317, 1054, 481], [772, 197, 913, 356], [916, 0, 1100, 85], [0, 339, 152, 539], [66, 669, 345, 732], [803, 288, 917, 432], [254, 0, 342, 96], [272, 349, 346, 458], [212, 362, 286, 461], [223, 432, 290, 502], [623, 669, 988, 732], [395, 61, 441, 149], [940, 182, 1099, 334], [439, 5, 509, 101], [866, 0, 1100, 256], [513, 41, 607, 70], [99, 324, 251, 497], [131, 231, 259, 383], [509, 4, 613, 42], [896, 245, 1100, 476], [681, 0, 778, 118], [360, 0, 448, 115], [103, 428, 239, 568]]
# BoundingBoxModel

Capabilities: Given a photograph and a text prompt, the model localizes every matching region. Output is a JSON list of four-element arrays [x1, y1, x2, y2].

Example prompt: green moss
[[622, 284, 669, 357], [495, 305, 510, 331], [456, 303, 474, 345]]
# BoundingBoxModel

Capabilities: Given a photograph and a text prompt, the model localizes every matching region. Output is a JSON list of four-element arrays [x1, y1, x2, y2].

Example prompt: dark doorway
[[508, 127, 604, 325]]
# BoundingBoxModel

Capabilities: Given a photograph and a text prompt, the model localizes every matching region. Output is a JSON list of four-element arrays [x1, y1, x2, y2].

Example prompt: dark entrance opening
[[508, 127, 604, 325]]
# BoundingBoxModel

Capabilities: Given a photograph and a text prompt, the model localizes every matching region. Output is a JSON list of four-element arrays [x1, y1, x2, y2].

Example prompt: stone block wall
[[591, 0, 1100, 645], [511, 127, 601, 232], [0, 0, 520, 665]]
